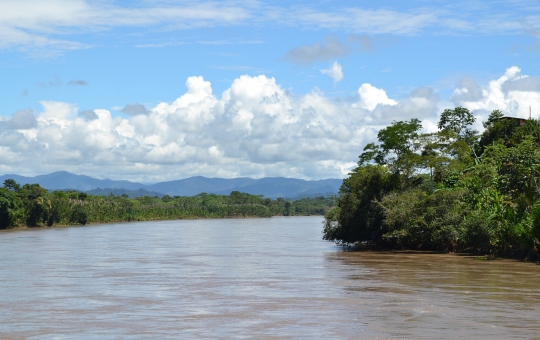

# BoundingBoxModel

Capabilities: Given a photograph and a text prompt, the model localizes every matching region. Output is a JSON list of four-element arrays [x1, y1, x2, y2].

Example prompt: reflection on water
[[0, 217, 539, 339]]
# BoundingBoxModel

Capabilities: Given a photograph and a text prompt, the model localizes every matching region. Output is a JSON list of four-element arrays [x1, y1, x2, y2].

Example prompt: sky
[[1, 0, 540, 182]]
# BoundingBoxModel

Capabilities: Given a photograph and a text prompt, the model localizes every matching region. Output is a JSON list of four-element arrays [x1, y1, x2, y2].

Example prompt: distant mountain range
[[0, 171, 342, 199]]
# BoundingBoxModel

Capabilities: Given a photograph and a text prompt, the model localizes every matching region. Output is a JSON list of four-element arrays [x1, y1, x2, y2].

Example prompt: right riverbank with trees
[[324, 107, 540, 260]]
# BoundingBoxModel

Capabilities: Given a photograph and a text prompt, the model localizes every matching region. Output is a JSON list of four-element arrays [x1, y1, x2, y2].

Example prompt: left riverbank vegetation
[[324, 107, 540, 260], [0, 182, 336, 230]]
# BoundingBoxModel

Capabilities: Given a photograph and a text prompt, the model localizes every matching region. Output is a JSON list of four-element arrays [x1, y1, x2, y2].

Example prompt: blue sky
[[1, 0, 540, 181]]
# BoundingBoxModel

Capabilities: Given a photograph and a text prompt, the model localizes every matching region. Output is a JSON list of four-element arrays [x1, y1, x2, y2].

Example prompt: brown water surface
[[0, 216, 539, 339]]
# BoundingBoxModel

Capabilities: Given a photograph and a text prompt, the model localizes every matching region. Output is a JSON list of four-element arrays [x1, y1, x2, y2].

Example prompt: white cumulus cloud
[[1, 67, 538, 181], [451, 66, 540, 122], [356, 83, 397, 110], [320, 61, 344, 84]]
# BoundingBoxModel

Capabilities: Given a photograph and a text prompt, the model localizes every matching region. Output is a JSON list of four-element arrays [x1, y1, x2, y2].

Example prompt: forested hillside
[[324, 108, 540, 259]]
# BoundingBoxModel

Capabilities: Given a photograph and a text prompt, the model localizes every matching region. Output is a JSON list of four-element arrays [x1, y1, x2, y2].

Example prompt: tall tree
[[3, 179, 20, 192], [359, 119, 423, 185], [438, 107, 479, 161]]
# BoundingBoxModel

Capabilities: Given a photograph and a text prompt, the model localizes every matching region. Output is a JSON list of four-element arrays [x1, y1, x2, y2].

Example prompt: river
[[1, 216, 539, 339]]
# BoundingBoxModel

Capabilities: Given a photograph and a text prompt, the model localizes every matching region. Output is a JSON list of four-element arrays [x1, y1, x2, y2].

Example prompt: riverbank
[[0, 181, 336, 230], [339, 243, 540, 262], [0, 213, 291, 232], [323, 112, 540, 263]]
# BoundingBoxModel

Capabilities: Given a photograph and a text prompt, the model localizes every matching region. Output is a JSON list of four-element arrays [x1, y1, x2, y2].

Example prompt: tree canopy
[[324, 108, 540, 260], [0, 180, 336, 230]]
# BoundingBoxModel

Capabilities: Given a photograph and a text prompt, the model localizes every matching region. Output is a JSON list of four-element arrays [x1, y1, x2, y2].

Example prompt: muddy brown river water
[[1, 216, 539, 339]]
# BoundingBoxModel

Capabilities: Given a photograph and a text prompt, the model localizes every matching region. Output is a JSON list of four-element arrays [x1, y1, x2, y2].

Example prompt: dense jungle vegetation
[[0, 183, 336, 229], [324, 107, 540, 259]]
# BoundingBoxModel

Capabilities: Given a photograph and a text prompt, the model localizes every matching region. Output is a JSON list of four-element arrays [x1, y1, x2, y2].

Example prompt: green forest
[[0, 182, 336, 229], [324, 107, 540, 260]]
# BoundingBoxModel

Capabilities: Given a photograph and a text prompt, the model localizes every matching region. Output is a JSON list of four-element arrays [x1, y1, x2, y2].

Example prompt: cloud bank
[[1, 67, 538, 181]]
